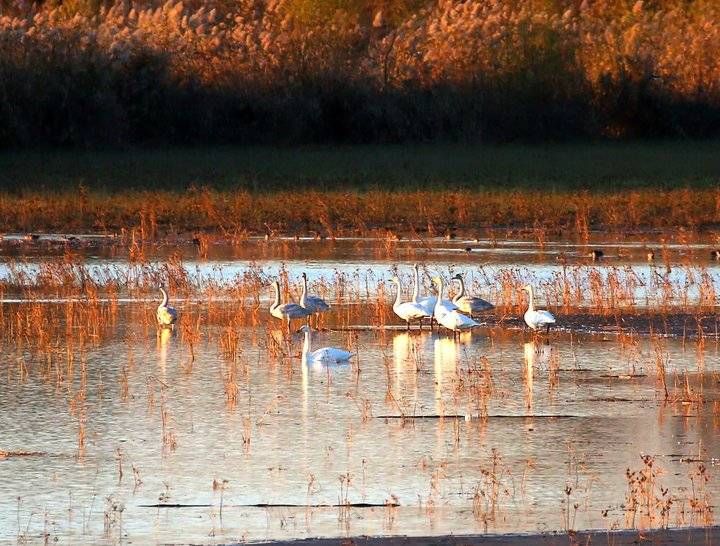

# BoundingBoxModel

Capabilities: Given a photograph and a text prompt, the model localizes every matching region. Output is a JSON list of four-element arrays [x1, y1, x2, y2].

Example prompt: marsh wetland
[[0, 232, 719, 544]]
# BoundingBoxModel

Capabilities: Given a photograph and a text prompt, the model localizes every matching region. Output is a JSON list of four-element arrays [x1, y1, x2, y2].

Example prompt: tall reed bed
[[1, 251, 718, 355], [0, 0, 719, 146]]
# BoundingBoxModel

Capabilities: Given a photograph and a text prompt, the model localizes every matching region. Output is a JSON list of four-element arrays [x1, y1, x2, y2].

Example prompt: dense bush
[[0, 0, 718, 146]]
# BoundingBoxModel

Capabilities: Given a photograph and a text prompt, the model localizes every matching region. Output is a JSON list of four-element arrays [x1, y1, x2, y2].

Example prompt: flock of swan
[[155, 263, 556, 364]]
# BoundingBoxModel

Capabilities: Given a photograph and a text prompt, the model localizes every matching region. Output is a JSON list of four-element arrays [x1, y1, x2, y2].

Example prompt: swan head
[[389, 276, 400, 284], [451, 273, 463, 281], [521, 285, 532, 293], [299, 325, 311, 333], [301, 272, 307, 280]]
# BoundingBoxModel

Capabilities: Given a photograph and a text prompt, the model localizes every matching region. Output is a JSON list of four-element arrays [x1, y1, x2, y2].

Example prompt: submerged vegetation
[[0, 0, 719, 146]]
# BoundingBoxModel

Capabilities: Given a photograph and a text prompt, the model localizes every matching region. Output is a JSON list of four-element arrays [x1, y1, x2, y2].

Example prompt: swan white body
[[451, 274, 494, 315], [390, 276, 427, 328], [300, 272, 330, 314], [432, 277, 479, 334], [522, 285, 556, 332], [301, 326, 352, 363], [413, 264, 457, 319], [270, 280, 310, 329], [156, 287, 178, 327]]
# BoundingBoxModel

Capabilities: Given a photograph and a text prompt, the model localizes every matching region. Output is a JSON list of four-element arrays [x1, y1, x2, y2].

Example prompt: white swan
[[389, 276, 427, 329], [156, 287, 178, 328], [413, 264, 457, 326], [301, 325, 352, 363], [432, 277, 479, 335], [300, 272, 331, 316], [270, 280, 310, 330], [522, 285, 556, 333], [451, 273, 494, 316]]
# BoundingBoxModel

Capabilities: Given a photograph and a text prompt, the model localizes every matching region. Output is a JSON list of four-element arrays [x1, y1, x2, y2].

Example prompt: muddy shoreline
[[244, 526, 720, 546], [482, 312, 720, 340], [339, 311, 720, 340]]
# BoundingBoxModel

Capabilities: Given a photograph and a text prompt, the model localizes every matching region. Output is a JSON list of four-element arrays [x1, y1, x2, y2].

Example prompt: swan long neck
[[272, 281, 281, 309], [392, 280, 402, 308], [301, 275, 308, 305], [526, 287, 535, 313], [456, 277, 466, 300], [434, 278, 444, 314], [412, 265, 420, 303], [159, 287, 169, 307]]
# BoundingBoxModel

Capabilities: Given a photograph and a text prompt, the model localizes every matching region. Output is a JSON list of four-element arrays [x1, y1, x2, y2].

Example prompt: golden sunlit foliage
[[0, 0, 718, 145]]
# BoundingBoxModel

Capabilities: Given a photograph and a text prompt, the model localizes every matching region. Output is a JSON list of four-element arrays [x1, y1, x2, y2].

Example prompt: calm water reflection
[[1, 300, 718, 543]]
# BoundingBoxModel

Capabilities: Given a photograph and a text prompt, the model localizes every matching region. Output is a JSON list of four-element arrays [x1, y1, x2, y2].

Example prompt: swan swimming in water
[[451, 273, 494, 316], [156, 287, 178, 328], [389, 276, 427, 329], [270, 280, 310, 331], [432, 277, 479, 336], [300, 325, 352, 363], [300, 272, 330, 322], [522, 285, 556, 334]]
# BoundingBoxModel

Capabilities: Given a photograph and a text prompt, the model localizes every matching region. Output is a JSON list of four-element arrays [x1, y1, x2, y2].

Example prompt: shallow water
[[1, 237, 719, 544], [2, 235, 720, 308]]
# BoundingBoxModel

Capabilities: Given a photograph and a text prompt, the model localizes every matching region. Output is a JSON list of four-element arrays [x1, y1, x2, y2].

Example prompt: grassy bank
[[1, 142, 719, 236]]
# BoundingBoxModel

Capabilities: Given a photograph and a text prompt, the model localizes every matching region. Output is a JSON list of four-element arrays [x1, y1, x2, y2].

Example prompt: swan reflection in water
[[523, 340, 553, 369], [392, 332, 427, 392], [434, 336, 459, 416], [523, 340, 554, 413], [157, 327, 172, 378]]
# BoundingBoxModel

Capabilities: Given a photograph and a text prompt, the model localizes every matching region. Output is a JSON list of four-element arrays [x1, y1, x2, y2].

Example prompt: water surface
[[1, 237, 718, 544]]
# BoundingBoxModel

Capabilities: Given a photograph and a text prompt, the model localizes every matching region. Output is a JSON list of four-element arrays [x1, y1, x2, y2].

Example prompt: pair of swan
[[431, 276, 479, 335], [411, 264, 456, 322], [270, 274, 330, 330], [270, 280, 310, 330]]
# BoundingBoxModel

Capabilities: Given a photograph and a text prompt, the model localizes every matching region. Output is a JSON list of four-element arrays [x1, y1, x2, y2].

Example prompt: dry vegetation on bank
[[1, 143, 719, 236], [1, 183, 720, 236], [0, 0, 719, 145]]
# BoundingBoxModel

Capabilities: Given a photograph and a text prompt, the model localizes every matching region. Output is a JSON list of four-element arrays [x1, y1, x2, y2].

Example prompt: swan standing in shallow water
[[300, 272, 330, 324], [301, 325, 352, 363], [522, 285, 556, 334], [156, 287, 178, 328], [389, 276, 427, 329], [451, 273, 494, 316], [432, 277, 479, 336], [270, 280, 310, 332], [413, 264, 457, 327]]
